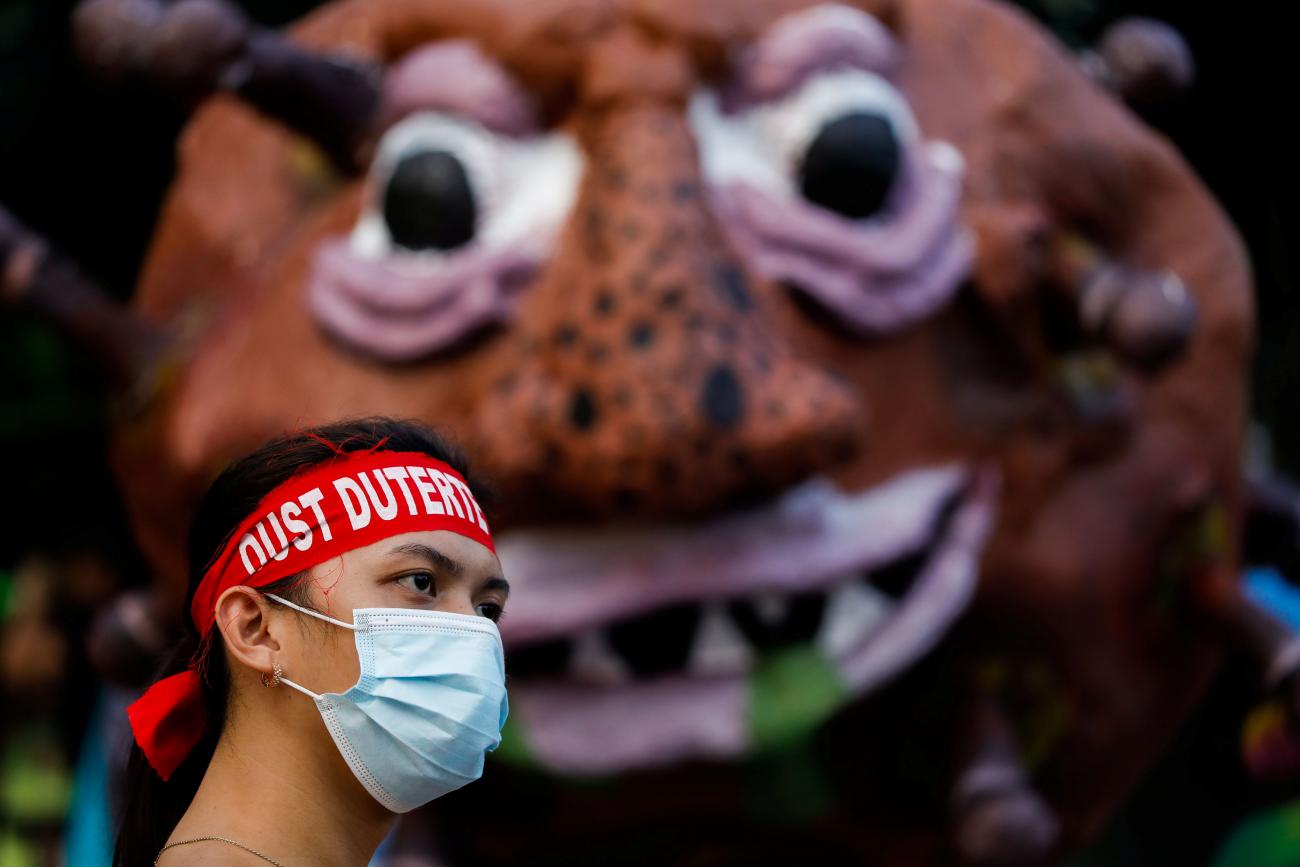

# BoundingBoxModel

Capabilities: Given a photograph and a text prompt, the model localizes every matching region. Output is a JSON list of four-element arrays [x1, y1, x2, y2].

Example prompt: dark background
[[0, 0, 1292, 863]]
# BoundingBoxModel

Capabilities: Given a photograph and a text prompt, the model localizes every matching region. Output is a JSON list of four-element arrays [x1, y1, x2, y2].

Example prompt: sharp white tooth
[[751, 592, 789, 627], [817, 579, 893, 659], [689, 603, 755, 676], [569, 628, 630, 686]]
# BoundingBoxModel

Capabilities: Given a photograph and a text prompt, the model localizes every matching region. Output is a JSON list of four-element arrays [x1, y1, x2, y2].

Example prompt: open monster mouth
[[492, 465, 999, 775]]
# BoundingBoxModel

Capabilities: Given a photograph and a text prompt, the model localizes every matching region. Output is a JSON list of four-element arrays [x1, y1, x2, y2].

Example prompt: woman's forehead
[[342, 529, 502, 577]]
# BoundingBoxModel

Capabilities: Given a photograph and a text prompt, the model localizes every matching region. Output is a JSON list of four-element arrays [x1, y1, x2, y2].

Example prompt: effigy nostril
[[569, 388, 599, 431], [700, 365, 746, 429]]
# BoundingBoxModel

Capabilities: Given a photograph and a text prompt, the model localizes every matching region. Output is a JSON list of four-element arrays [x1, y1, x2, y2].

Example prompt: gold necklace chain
[[155, 835, 287, 866]]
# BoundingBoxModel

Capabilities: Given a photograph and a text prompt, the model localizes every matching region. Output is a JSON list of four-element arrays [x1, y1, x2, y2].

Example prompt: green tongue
[[748, 644, 849, 752], [743, 645, 849, 824]]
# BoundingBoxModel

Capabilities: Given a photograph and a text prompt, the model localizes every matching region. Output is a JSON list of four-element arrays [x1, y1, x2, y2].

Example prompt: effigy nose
[[467, 71, 867, 522]]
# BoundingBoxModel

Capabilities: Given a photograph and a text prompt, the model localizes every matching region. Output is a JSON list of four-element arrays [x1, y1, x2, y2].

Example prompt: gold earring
[[260, 661, 283, 688]]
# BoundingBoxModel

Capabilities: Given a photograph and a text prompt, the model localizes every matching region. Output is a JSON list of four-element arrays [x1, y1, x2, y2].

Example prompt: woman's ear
[[214, 586, 282, 677]]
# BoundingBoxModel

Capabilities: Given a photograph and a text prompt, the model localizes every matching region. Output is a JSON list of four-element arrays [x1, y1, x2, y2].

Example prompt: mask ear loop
[[277, 675, 323, 701], [264, 592, 357, 630], [262, 592, 358, 700]]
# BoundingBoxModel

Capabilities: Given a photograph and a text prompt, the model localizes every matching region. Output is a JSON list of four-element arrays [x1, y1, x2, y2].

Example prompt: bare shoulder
[[155, 838, 278, 866]]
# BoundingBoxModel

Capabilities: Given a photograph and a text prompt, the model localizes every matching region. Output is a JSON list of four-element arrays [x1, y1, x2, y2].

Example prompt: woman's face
[[270, 529, 508, 695]]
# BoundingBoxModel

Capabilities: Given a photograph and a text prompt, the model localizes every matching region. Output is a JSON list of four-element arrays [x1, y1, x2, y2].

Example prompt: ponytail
[[113, 636, 228, 867]]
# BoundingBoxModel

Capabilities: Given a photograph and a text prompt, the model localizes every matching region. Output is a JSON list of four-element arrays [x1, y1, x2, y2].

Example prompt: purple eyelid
[[709, 144, 973, 334], [307, 237, 541, 362], [377, 40, 538, 137], [721, 7, 902, 114]]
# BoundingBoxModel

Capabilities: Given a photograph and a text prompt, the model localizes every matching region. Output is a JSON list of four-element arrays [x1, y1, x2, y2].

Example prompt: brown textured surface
[[113, 0, 1252, 860]]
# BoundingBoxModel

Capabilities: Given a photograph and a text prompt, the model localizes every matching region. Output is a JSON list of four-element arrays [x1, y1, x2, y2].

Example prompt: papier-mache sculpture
[[1, 0, 1292, 862]]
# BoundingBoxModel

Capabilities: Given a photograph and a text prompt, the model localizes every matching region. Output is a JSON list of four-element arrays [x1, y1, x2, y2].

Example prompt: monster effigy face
[[16, 0, 1254, 861]]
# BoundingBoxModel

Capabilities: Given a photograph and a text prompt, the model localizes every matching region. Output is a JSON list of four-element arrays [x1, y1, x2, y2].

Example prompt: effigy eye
[[382, 150, 478, 252], [798, 111, 902, 220]]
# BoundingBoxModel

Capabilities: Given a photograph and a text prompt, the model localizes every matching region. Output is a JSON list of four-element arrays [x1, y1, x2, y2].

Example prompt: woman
[[115, 417, 510, 866]]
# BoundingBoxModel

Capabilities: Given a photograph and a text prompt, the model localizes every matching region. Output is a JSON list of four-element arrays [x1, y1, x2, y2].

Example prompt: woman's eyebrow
[[481, 577, 511, 597], [387, 542, 462, 576]]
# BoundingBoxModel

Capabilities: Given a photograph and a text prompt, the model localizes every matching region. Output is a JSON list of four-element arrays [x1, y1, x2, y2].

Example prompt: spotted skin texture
[[104, 0, 1252, 862], [470, 99, 864, 519]]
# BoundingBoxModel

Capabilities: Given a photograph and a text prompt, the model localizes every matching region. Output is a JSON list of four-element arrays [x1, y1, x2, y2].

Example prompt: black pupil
[[412, 574, 431, 591], [382, 150, 477, 251], [798, 111, 901, 220]]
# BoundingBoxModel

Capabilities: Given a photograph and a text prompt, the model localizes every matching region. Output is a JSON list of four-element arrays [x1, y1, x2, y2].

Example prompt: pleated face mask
[[265, 593, 509, 813]]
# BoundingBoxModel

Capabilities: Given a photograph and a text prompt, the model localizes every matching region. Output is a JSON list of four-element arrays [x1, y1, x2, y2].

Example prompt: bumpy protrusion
[[1080, 17, 1195, 110], [1054, 233, 1198, 371], [950, 689, 1060, 866]]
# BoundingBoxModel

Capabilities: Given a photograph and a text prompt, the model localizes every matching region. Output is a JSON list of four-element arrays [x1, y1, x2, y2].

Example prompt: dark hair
[[113, 417, 491, 867]]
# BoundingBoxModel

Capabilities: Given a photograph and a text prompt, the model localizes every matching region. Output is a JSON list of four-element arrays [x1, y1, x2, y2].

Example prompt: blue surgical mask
[[265, 593, 509, 813]]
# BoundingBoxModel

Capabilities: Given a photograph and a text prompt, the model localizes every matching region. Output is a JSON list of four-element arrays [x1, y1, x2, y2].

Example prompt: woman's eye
[[397, 572, 436, 595], [475, 602, 504, 623]]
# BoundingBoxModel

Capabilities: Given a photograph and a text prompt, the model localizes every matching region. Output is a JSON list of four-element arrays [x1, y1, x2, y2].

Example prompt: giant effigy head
[[28, 0, 1254, 860]]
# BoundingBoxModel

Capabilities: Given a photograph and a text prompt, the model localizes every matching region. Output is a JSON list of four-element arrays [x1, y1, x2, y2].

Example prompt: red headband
[[128, 449, 494, 780]]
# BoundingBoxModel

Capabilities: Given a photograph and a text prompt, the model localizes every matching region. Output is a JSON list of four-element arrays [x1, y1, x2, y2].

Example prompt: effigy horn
[[1, 204, 173, 408], [73, 0, 380, 171]]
